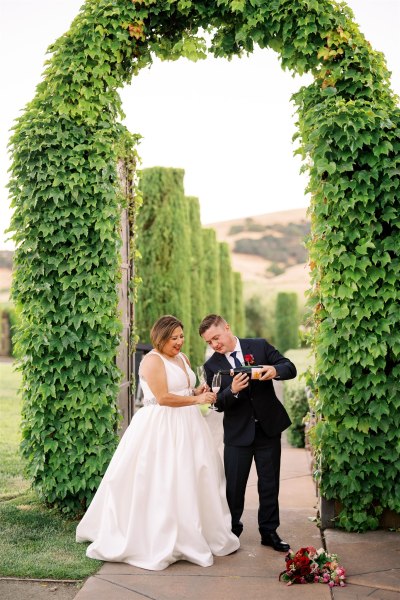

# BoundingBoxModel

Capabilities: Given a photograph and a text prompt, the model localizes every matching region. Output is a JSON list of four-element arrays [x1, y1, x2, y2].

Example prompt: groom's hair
[[198, 314, 227, 336], [151, 315, 184, 351]]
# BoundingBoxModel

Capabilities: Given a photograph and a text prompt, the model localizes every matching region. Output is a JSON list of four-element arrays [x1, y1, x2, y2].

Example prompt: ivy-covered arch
[[9, 0, 399, 526]]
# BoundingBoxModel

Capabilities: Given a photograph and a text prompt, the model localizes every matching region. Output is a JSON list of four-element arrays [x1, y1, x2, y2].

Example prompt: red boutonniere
[[244, 354, 255, 365]]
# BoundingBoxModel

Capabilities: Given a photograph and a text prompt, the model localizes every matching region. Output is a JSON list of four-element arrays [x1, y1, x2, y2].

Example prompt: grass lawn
[[0, 362, 30, 499], [285, 347, 314, 379], [0, 361, 102, 579]]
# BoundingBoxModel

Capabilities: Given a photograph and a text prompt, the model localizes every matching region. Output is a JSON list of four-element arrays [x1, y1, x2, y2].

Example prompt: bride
[[76, 315, 239, 570]]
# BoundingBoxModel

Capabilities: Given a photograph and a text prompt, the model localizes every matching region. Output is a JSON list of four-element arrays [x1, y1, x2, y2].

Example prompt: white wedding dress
[[76, 350, 239, 570]]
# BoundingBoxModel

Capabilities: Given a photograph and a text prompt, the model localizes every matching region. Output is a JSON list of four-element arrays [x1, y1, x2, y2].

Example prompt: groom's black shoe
[[232, 521, 243, 538], [261, 532, 290, 552], [232, 526, 243, 538]]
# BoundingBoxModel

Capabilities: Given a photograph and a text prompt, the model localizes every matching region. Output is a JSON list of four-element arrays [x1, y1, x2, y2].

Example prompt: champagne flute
[[211, 372, 221, 411], [196, 366, 206, 387], [196, 366, 210, 415]]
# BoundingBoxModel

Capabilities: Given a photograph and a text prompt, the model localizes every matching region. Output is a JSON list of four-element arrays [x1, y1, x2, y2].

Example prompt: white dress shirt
[[225, 338, 244, 368]]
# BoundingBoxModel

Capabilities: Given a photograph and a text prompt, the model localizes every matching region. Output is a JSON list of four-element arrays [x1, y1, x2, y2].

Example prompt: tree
[[233, 272, 245, 337], [219, 242, 234, 325], [275, 292, 299, 353], [202, 228, 221, 316], [245, 295, 275, 343], [187, 197, 206, 366], [136, 168, 191, 354]]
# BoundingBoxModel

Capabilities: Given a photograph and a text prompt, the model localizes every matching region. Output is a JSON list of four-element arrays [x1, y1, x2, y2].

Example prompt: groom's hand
[[231, 372, 249, 394], [258, 365, 278, 381]]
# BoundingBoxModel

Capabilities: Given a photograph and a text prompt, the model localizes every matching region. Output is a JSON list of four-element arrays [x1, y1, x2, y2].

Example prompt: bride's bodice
[[139, 350, 196, 406]]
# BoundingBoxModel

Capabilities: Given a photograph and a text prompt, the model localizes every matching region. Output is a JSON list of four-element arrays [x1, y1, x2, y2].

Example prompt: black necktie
[[230, 351, 242, 368]]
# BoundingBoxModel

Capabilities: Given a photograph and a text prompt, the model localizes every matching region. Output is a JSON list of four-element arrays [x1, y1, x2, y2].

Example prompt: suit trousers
[[224, 423, 281, 537]]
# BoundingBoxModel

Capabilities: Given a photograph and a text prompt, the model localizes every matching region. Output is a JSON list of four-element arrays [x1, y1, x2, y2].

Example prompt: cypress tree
[[275, 292, 299, 353], [201, 228, 221, 315], [233, 271, 245, 337], [187, 197, 206, 366], [219, 242, 234, 326], [136, 168, 191, 351]]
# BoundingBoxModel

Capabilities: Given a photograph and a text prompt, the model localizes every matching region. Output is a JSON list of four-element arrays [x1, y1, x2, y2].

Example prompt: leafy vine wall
[[8, 0, 399, 526]]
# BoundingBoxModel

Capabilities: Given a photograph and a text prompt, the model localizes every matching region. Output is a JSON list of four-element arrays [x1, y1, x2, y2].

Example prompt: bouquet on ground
[[279, 546, 346, 587]]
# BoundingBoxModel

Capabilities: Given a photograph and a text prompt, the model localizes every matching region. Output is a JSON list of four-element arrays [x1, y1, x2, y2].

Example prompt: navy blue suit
[[204, 338, 296, 537]]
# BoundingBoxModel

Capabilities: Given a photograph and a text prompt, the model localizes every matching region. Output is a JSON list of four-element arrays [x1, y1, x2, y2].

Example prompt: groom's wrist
[[230, 386, 239, 398]]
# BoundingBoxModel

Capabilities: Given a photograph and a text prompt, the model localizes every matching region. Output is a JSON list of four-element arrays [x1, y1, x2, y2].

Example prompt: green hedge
[[135, 168, 191, 351]]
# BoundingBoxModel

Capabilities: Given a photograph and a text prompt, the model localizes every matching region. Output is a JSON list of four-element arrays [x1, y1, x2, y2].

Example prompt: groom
[[199, 314, 296, 551]]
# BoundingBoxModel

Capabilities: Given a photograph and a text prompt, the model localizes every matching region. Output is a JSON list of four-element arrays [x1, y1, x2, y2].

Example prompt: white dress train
[[76, 350, 239, 570]]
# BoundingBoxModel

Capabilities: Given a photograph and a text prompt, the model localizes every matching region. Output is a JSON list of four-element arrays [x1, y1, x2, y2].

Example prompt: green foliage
[[275, 292, 299, 354], [0, 303, 18, 357], [187, 197, 206, 366], [244, 295, 275, 343], [219, 242, 234, 326], [202, 228, 221, 315], [8, 0, 398, 528], [285, 385, 309, 448], [284, 349, 314, 448], [290, 4, 399, 529], [233, 272, 245, 337], [136, 168, 191, 351], [6, 0, 145, 512]]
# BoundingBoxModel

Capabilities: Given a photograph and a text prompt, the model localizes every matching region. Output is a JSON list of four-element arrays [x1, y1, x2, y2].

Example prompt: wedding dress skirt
[[76, 351, 239, 570]]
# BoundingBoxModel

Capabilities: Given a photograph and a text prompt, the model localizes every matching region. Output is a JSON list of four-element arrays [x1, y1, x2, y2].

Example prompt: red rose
[[244, 353, 255, 365], [295, 548, 309, 559]]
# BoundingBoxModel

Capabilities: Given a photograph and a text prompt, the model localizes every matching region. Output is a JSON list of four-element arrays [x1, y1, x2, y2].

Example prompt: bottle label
[[251, 368, 262, 379]]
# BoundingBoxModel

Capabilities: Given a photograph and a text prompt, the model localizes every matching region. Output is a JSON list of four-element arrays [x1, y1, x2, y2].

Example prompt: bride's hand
[[193, 383, 210, 395], [196, 391, 216, 405]]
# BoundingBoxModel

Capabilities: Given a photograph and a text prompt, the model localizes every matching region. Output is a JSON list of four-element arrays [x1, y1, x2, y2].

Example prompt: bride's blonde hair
[[150, 315, 184, 351]]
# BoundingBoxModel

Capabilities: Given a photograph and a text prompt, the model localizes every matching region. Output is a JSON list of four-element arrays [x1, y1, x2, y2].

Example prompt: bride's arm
[[140, 354, 213, 407]]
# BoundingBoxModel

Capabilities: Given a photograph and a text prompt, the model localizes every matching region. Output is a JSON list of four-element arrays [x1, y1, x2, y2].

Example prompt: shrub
[[245, 295, 275, 343], [228, 225, 245, 236], [266, 263, 285, 277], [0, 304, 18, 357], [284, 383, 309, 448]]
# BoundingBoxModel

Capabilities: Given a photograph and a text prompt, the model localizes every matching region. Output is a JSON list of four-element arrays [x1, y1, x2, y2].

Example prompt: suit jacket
[[204, 338, 296, 446]]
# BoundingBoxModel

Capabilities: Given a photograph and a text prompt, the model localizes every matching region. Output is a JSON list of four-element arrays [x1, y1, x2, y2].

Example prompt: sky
[[0, 0, 399, 250]]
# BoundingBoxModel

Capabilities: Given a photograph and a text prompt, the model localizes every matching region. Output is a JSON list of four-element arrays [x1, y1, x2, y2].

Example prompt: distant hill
[[207, 207, 310, 303], [0, 209, 311, 306]]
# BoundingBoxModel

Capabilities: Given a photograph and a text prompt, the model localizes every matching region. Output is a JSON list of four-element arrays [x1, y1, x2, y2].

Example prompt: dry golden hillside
[[207, 207, 311, 303]]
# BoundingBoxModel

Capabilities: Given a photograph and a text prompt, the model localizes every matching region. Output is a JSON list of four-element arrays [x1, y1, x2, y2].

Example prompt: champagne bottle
[[218, 366, 264, 379]]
